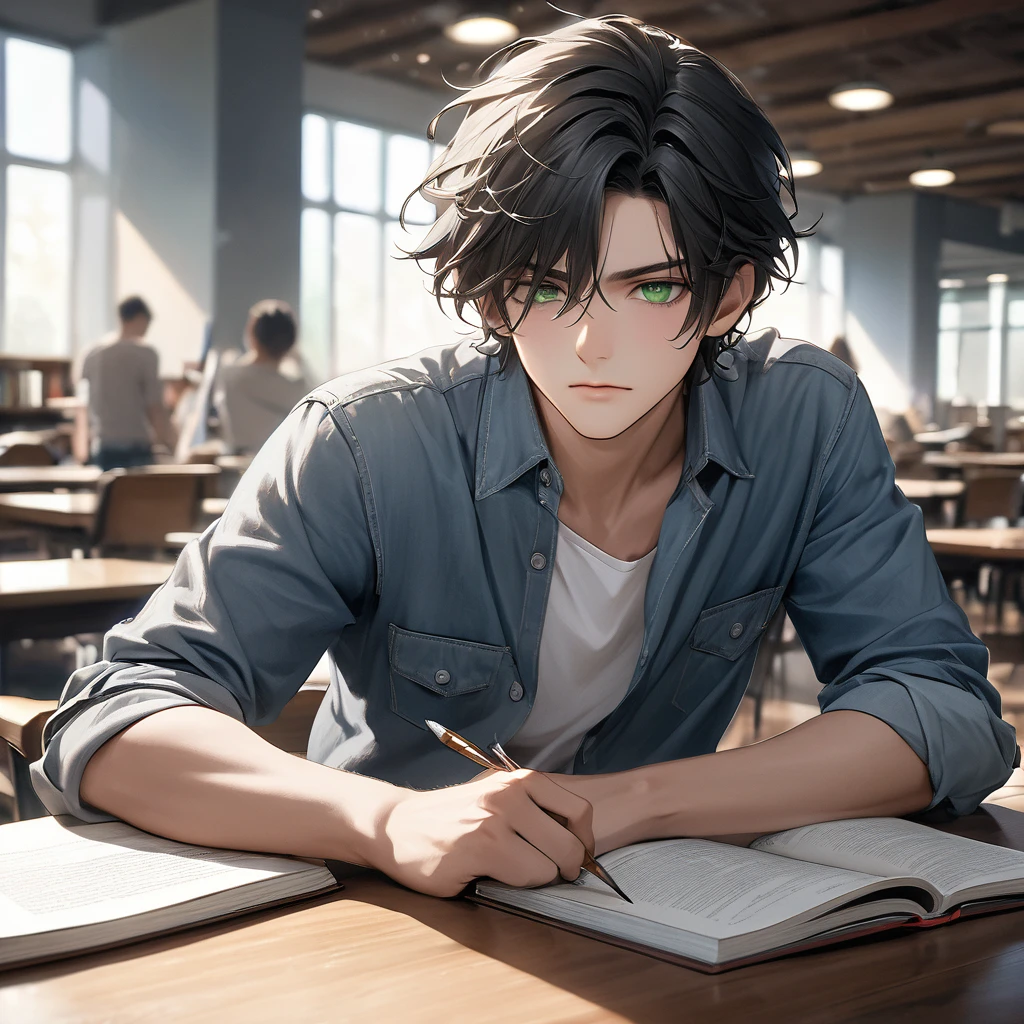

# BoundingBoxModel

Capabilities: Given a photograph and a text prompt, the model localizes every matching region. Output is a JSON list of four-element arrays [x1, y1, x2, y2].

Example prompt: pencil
[[425, 719, 633, 903]]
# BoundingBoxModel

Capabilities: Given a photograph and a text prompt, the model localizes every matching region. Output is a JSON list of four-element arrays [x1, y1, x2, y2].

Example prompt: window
[[300, 113, 456, 380], [1, 37, 74, 355]]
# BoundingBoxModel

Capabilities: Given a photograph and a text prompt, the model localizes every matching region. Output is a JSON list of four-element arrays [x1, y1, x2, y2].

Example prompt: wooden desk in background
[[0, 492, 95, 531], [0, 466, 102, 493], [0, 558, 171, 646], [0, 493, 226, 534], [927, 527, 1024, 562], [1, 775, 1022, 1023], [924, 452, 1024, 473]]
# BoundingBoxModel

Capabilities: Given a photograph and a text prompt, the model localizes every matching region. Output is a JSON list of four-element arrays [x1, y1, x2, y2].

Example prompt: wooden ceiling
[[305, 0, 1024, 205]]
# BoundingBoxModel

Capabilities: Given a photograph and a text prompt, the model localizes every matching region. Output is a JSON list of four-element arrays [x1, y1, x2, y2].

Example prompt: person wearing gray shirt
[[78, 296, 177, 471]]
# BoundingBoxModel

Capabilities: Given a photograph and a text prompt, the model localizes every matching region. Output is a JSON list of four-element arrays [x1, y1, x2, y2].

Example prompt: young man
[[78, 296, 177, 471], [214, 300, 310, 456], [34, 17, 1017, 898]]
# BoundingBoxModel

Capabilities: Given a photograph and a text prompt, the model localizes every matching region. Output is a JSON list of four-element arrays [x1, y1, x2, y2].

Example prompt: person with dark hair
[[828, 335, 859, 374], [77, 295, 177, 470], [38, 17, 1015, 900], [213, 299, 310, 455]]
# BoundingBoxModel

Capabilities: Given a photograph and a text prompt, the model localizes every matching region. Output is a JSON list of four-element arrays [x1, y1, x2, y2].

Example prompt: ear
[[706, 262, 757, 336]]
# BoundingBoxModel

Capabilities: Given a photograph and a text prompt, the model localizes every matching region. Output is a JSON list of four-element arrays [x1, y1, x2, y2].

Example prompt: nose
[[573, 310, 615, 365]]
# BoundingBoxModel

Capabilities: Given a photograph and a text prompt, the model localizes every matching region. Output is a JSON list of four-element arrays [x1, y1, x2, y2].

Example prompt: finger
[[488, 833, 562, 889], [521, 772, 595, 854], [511, 799, 587, 882]]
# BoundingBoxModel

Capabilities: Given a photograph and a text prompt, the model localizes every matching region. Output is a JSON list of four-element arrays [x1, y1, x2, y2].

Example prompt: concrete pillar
[[104, 0, 305, 372], [843, 192, 942, 416]]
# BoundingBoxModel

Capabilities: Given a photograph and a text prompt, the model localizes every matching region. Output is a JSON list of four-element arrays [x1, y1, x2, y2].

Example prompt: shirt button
[[120, 617, 134, 624], [434, 669, 450, 686], [530, 552, 547, 570], [729, 622, 744, 639], [509, 681, 524, 701], [539, 468, 552, 487]]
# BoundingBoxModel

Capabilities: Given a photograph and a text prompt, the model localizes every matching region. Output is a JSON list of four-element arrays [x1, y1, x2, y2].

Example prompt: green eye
[[533, 284, 562, 304], [639, 282, 679, 303]]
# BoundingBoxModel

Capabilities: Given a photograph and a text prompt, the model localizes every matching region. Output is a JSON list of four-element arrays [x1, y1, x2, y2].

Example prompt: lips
[[570, 384, 630, 389]]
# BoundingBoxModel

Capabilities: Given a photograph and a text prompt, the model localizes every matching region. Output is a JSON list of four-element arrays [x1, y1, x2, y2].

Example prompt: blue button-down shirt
[[32, 330, 1019, 820]]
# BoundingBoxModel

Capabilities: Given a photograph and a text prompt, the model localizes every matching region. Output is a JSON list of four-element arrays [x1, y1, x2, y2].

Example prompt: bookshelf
[[0, 355, 73, 432]]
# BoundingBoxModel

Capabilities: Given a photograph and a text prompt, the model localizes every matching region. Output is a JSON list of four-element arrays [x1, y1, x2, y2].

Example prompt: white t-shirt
[[505, 520, 656, 772]]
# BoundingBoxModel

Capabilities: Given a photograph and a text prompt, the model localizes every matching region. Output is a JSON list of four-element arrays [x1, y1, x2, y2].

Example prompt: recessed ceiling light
[[790, 151, 822, 178], [444, 15, 519, 45], [939, 279, 964, 289], [416, 52, 431, 64], [988, 273, 1010, 284], [309, 7, 323, 19], [828, 83, 894, 112], [987, 119, 1024, 136], [909, 168, 956, 187]]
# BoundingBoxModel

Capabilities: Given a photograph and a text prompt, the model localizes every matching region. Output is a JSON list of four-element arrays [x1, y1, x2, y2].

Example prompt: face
[[495, 192, 749, 441], [125, 315, 151, 338]]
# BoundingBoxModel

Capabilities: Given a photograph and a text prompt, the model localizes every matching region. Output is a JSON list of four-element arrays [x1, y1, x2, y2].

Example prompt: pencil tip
[[424, 719, 445, 739]]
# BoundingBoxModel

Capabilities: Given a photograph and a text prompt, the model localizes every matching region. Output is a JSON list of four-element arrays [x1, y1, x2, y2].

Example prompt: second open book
[[473, 816, 1024, 971]]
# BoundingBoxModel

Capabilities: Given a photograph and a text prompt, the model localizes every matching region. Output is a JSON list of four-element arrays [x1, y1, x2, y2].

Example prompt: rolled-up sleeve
[[785, 382, 1019, 817], [31, 398, 377, 820]]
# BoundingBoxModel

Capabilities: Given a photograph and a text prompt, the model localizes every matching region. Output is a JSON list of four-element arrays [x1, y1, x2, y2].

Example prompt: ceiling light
[[416, 52, 431, 64], [309, 7, 323, 19], [987, 119, 1024, 137], [444, 15, 519, 45], [828, 83, 894, 112], [988, 273, 1009, 284], [909, 168, 955, 187], [790, 156, 822, 178], [939, 279, 964, 289]]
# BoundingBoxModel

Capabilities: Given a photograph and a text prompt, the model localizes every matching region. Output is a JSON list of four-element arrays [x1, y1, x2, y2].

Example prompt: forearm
[[563, 710, 933, 853], [80, 705, 396, 865]]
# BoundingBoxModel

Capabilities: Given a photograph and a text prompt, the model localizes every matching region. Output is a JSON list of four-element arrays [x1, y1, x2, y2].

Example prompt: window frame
[[301, 108, 437, 377]]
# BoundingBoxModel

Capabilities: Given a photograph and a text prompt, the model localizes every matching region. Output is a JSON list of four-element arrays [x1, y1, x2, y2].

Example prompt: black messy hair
[[405, 14, 809, 376]]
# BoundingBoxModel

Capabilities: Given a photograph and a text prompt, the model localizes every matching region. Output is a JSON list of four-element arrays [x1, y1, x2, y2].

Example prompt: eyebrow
[[521, 259, 688, 285]]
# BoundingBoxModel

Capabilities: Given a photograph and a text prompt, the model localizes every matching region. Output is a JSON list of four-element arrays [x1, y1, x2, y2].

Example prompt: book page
[[552, 837, 900, 938], [751, 818, 1024, 905], [0, 816, 330, 939]]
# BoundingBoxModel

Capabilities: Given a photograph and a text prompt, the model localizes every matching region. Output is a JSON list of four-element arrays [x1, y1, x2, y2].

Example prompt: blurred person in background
[[213, 299, 310, 455], [77, 296, 177, 471], [828, 335, 859, 375]]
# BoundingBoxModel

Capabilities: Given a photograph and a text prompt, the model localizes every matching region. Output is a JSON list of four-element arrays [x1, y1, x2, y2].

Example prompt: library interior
[[1, 1, 1024, 1020]]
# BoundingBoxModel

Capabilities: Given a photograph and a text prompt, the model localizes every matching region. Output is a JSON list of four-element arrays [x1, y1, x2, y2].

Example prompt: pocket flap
[[388, 624, 508, 696], [690, 587, 783, 661]]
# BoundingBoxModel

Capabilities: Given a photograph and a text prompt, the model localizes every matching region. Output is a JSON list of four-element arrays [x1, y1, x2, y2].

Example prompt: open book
[[473, 816, 1024, 972], [0, 816, 339, 970]]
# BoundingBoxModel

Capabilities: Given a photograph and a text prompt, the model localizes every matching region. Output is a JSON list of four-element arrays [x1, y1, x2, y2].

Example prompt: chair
[[0, 683, 328, 822], [0, 443, 55, 466], [90, 464, 221, 555], [949, 471, 1024, 627], [746, 605, 804, 740]]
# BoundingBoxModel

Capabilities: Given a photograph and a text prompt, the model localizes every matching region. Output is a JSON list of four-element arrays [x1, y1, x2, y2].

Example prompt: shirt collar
[[474, 344, 753, 501], [686, 367, 754, 480], [475, 346, 551, 501]]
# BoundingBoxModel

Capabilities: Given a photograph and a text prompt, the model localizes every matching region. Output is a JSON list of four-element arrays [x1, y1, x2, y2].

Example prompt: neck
[[531, 379, 687, 525]]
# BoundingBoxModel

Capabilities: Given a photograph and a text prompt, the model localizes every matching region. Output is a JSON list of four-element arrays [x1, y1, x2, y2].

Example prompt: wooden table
[[1, 776, 1022, 1023], [924, 452, 1024, 473], [896, 479, 964, 500], [0, 492, 95, 531], [0, 493, 227, 532], [0, 466, 102, 493], [0, 558, 171, 644], [927, 528, 1024, 561]]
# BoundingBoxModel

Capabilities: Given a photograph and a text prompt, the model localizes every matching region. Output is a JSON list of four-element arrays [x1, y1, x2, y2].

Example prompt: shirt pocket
[[387, 623, 513, 730], [672, 586, 784, 714]]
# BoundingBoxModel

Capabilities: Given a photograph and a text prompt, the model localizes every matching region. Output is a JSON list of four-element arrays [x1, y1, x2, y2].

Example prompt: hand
[[372, 769, 594, 898]]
